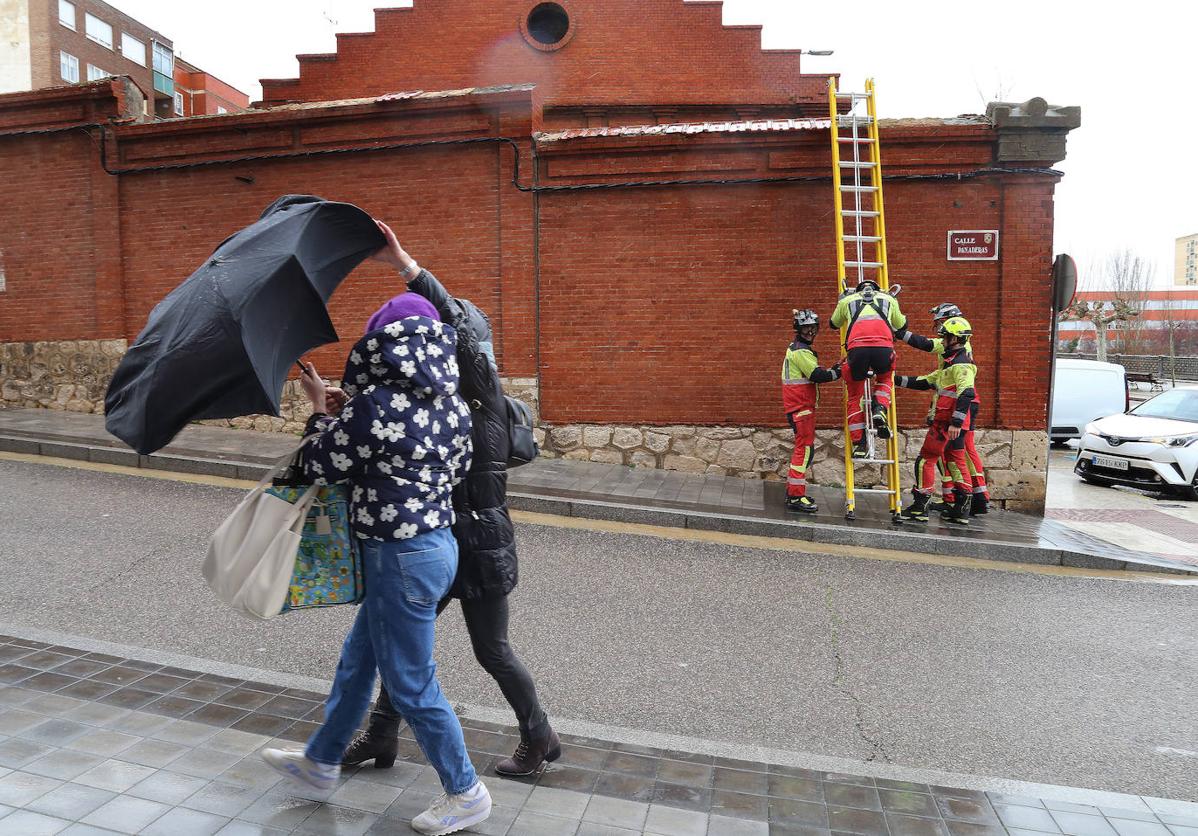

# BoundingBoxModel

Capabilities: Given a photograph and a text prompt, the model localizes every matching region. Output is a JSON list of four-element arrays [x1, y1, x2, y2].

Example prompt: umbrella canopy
[[104, 195, 385, 454]]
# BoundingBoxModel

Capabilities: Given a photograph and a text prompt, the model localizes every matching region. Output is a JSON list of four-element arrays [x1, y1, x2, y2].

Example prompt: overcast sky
[[114, 0, 1195, 289]]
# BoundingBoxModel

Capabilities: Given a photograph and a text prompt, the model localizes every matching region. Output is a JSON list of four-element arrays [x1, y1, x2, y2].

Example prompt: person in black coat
[[341, 220, 559, 777]]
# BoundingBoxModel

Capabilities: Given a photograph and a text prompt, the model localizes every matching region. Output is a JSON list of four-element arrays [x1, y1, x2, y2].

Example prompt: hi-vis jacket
[[830, 290, 907, 350], [895, 346, 977, 427], [781, 339, 840, 415], [897, 331, 983, 408]]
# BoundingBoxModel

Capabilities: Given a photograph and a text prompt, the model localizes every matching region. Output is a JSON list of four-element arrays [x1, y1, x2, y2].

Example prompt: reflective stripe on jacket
[[782, 341, 820, 415]]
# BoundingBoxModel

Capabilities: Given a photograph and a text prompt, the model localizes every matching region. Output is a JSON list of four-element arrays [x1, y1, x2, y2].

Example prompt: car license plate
[[1093, 454, 1129, 471]]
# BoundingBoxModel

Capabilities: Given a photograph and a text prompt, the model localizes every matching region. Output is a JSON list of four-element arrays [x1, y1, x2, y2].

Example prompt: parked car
[[1050, 358, 1129, 446], [1075, 385, 1198, 500]]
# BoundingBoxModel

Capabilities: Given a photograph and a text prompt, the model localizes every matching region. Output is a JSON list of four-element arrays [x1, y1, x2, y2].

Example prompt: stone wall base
[[536, 420, 1047, 511], [0, 340, 127, 414]]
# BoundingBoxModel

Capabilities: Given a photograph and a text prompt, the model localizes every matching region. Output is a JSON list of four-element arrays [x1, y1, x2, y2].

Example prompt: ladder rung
[[845, 235, 882, 242], [844, 261, 883, 268], [837, 136, 876, 143], [839, 116, 874, 124], [840, 185, 878, 192], [839, 161, 876, 169], [842, 210, 880, 217], [835, 92, 869, 100], [857, 459, 895, 465], [853, 488, 898, 495]]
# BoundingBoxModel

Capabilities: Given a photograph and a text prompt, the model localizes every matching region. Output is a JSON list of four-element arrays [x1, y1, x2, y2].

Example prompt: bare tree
[[1059, 249, 1156, 360]]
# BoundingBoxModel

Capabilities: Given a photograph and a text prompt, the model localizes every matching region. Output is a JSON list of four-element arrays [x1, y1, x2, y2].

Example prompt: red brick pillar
[[89, 128, 125, 340], [994, 175, 1058, 430], [495, 109, 537, 378]]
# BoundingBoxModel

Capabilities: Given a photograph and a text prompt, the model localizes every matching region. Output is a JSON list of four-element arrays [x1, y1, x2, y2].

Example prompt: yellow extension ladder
[[828, 77, 902, 520]]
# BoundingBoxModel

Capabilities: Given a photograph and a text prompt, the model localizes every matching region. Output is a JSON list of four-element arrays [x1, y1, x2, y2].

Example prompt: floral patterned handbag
[[267, 480, 364, 613]]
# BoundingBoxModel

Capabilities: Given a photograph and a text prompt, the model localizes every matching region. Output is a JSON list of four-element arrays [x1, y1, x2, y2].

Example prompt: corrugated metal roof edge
[[535, 114, 991, 143]]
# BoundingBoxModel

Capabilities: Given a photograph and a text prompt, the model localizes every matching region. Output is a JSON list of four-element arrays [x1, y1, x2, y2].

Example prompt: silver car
[[1075, 385, 1198, 500]]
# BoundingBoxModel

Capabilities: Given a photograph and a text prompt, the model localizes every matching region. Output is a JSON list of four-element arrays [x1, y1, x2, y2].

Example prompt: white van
[[1049, 358, 1128, 445]]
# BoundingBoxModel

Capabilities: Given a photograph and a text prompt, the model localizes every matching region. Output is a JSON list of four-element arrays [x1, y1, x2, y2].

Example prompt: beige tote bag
[[203, 442, 318, 621]]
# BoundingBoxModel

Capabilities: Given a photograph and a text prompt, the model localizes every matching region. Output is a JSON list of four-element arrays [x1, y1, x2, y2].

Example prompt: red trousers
[[917, 420, 971, 497], [787, 409, 816, 498], [845, 347, 895, 443], [938, 403, 989, 500]]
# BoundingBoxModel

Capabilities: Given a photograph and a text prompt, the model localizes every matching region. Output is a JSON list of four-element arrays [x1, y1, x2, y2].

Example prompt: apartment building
[[0, 0, 246, 119]]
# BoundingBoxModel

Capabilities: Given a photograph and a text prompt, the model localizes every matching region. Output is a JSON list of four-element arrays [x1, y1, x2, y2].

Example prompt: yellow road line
[[4, 451, 1194, 585], [0, 451, 257, 490]]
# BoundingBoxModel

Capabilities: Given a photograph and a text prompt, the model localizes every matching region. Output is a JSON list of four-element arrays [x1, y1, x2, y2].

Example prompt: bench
[[1125, 371, 1164, 391]]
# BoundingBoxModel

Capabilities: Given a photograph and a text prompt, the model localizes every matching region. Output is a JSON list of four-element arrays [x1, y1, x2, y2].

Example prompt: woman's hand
[[299, 362, 328, 415], [324, 386, 349, 415], [370, 220, 418, 277]]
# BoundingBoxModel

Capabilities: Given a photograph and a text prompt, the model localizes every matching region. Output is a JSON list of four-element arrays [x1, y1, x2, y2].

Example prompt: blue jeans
[[305, 527, 477, 795]]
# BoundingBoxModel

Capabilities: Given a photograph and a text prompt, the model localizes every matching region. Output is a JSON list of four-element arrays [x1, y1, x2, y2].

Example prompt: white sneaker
[[260, 748, 339, 791], [411, 780, 492, 835]]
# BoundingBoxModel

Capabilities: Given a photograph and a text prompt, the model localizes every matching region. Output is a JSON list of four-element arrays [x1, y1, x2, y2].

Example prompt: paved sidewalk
[[0, 631, 1194, 836], [1, 408, 1195, 576]]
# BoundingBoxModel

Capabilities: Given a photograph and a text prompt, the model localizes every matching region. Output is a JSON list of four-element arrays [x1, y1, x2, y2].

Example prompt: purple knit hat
[[364, 292, 440, 334]]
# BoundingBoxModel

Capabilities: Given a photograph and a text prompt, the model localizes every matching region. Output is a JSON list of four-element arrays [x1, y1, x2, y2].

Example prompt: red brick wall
[[259, 0, 825, 124], [115, 144, 512, 378], [0, 84, 1060, 434], [535, 177, 1018, 430]]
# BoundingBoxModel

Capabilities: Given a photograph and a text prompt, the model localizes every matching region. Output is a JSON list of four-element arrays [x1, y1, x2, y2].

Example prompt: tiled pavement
[[0, 635, 1194, 835], [1, 408, 1194, 575]]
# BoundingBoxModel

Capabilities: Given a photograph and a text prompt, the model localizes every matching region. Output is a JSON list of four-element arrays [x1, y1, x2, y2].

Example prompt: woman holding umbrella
[[340, 221, 561, 777], [258, 290, 492, 836]]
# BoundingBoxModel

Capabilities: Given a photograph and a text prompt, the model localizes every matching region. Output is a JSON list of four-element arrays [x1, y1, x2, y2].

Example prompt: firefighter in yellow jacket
[[893, 316, 977, 524], [829, 280, 907, 456], [782, 309, 842, 513]]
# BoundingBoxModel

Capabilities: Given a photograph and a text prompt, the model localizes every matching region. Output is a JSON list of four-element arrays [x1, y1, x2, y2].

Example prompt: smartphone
[[296, 360, 307, 376]]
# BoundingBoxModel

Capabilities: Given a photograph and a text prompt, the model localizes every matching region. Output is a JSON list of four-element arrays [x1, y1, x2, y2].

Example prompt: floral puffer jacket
[[300, 316, 473, 542]]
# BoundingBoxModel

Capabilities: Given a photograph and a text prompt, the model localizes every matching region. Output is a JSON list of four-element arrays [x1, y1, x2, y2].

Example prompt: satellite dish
[[1052, 254, 1077, 312]]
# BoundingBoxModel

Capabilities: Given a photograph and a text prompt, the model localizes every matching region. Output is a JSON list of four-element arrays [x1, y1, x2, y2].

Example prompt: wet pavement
[[0, 631, 1193, 835], [0, 408, 1193, 575]]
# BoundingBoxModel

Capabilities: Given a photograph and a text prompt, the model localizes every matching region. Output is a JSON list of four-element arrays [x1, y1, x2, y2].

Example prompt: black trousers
[[370, 594, 550, 742]]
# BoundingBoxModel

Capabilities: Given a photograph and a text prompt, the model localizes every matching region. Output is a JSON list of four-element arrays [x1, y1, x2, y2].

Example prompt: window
[[87, 64, 109, 81], [152, 41, 173, 76], [58, 0, 75, 29], [121, 33, 146, 66], [174, 92, 184, 116], [60, 51, 79, 83], [85, 13, 113, 49], [216, 106, 228, 114]]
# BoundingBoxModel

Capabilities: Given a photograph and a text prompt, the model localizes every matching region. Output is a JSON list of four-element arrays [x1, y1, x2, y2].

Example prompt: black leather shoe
[[495, 729, 561, 777], [342, 725, 399, 769]]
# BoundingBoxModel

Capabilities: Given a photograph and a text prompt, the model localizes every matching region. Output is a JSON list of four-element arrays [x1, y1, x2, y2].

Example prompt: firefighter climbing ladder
[[828, 77, 902, 520]]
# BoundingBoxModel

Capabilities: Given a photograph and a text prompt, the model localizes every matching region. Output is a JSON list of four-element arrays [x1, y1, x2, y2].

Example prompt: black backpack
[[505, 396, 539, 468]]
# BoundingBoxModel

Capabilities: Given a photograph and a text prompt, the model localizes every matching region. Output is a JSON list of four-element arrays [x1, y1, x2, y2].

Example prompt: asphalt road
[[1, 458, 1196, 801]]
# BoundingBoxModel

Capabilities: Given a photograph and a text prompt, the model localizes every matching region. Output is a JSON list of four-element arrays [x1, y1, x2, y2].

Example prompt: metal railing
[[1059, 353, 1198, 380]]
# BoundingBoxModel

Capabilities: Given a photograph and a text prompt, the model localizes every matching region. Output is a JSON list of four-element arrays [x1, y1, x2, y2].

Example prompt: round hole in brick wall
[[526, 3, 570, 46]]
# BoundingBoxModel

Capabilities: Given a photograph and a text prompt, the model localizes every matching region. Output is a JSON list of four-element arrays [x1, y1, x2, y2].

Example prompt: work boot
[[852, 437, 870, 459], [929, 498, 950, 513], [970, 494, 989, 516], [942, 490, 972, 525], [786, 495, 818, 514], [872, 407, 892, 440], [341, 715, 401, 769], [896, 493, 929, 523], [495, 728, 561, 777]]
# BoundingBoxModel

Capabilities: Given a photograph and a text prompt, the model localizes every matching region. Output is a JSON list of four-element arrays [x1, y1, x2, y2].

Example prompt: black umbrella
[[104, 195, 385, 455]]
